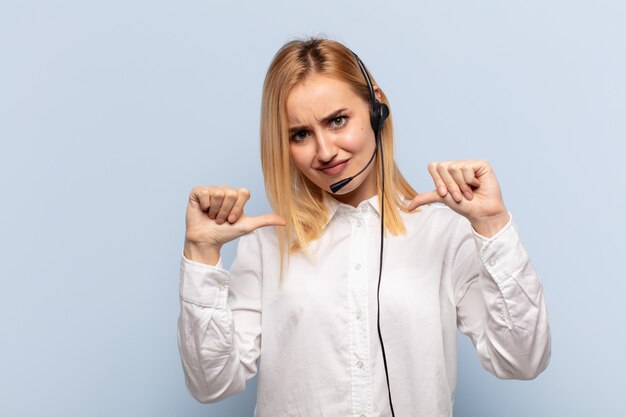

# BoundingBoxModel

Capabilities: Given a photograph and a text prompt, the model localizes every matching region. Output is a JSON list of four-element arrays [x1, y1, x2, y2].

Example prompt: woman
[[178, 38, 551, 417]]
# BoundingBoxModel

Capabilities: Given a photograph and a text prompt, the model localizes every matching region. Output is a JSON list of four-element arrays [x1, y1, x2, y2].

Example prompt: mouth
[[317, 159, 350, 176]]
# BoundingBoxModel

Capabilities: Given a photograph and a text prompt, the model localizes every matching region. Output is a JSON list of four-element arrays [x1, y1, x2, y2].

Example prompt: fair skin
[[184, 186, 286, 265], [184, 73, 510, 265], [286, 74, 378, 207]]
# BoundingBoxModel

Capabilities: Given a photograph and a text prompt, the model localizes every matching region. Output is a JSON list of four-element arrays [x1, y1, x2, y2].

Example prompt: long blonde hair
[[260, 38, 417, 271]]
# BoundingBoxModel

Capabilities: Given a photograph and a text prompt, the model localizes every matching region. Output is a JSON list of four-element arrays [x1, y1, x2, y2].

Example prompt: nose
[[315, 131, 338, 164]]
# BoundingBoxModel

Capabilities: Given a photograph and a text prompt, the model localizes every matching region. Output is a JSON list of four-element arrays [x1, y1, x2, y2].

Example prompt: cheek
[[342, 126, 373, 151], [289, 144, 313, 171]]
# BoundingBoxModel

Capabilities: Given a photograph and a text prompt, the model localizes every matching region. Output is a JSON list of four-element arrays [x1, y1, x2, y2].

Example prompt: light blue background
[[1, 1, 624, 416]]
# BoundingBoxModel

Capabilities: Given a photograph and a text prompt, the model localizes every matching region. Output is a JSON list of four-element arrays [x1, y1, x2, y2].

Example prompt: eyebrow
[[288, 108, 349, 134]]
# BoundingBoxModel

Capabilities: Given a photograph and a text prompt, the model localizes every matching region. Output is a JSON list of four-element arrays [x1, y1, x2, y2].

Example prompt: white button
[[355, 263, 361, 270], [356, 360, 364, 369], [355, 220, 362, 228], [218, 284, 226, 290], [488, 258, 497, 266], [356, 309, 362, 320]]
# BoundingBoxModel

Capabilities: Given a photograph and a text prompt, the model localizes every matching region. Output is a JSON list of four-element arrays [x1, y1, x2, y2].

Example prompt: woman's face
[[286, 73, 377, 207]]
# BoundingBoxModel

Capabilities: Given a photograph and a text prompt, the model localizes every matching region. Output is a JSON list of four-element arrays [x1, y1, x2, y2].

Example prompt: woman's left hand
[[407, 160, 511, 237]]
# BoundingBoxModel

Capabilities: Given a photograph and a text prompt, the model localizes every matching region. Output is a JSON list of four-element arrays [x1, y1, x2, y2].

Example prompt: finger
[[427, 162, 448, 197], [407, 190, 443, 211], [207, 188, 225, 219], [189, 186, 212, 212], [215, 188, 239, 225], [241, 213, 287, 233], [462, 165, 481, 188], [448, 163, 474, 200], [227, 188, 251, 223], [437, 163, 464, 203], [473, 159, 492, 178]]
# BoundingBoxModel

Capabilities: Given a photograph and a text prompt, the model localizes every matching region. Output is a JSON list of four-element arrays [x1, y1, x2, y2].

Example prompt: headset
[[329, 53, 389, 194], [330, 51, 396, 417]]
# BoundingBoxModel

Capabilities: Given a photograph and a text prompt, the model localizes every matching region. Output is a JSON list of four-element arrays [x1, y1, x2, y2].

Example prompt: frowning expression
[[286, 74, 377, 207]]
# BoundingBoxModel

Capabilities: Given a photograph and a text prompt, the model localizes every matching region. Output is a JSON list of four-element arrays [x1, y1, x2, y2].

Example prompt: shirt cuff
[[471, 213, 530, 284], [179, 253, 230, 308]]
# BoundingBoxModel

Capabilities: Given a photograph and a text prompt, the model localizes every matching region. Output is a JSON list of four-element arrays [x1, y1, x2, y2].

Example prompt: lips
[[317, 159, 350, 176]]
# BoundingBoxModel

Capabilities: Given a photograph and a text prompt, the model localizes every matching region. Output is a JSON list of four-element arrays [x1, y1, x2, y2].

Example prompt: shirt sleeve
[[177, 231, 263, 403], [449, 214, 551, 379]]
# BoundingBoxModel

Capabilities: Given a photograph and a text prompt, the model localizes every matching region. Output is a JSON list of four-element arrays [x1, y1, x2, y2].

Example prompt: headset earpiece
[[371, 101, 390, 136], [352, 52, 389, 138]]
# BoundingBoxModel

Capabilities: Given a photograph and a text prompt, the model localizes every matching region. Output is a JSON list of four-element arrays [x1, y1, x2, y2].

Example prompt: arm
[[409, 160, 551, 378], [450, 215, 551, 379], [177, 231, 263, 403], [178, 185, 284, 402]]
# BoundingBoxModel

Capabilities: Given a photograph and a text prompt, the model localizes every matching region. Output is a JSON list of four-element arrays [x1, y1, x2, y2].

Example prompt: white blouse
[[177, 194, 551, 417]]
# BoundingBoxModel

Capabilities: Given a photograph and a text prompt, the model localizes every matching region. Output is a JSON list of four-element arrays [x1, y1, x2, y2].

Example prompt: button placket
[[347, 212, 373, 416]]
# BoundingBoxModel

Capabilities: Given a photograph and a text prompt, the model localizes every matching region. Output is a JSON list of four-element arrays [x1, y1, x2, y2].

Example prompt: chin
[[328, 177, 367, 197], [330, 169, 377, 201], [330, 182, 358, 195], [307, 164, 375, 197]]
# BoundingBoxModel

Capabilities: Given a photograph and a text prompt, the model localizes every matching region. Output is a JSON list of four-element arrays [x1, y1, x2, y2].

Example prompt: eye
[[330, 114, 348, 129], [290, 130, 310, 142]]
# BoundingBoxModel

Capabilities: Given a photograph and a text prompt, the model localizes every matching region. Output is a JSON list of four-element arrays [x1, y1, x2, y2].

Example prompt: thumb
[[240, 213, 287, 233], [407, 190, 443, 211]]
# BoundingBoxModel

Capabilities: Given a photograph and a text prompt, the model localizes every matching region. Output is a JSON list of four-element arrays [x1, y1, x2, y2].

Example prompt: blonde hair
[[260, 38, 417, 272]]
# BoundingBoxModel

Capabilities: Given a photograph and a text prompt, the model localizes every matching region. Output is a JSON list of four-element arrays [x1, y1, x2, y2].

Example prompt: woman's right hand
[[184, 186, 286, 265]]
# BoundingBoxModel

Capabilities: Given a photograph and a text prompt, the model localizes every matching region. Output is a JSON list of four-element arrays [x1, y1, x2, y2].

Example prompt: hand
[[407, 160, 510, 237], [184, 186, 286, 262]]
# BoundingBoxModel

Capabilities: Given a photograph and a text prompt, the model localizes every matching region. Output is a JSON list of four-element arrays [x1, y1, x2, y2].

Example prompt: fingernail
[[452, 191, 462, 202], [463, 190, 473, 200], [437, 185, 447, 196], [228, 215, 236, 223]]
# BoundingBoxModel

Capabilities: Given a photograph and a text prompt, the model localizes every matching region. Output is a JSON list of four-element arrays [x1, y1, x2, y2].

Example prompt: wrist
[[470, 211, 511, 238], [183, 241, 222, 266]]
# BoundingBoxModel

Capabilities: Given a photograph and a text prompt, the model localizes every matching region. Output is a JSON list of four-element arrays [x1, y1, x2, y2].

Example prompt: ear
[[373, 86, 383, 102]]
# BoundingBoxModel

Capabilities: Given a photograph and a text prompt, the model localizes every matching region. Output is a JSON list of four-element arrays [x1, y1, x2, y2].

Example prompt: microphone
[[329, 145, 378, 193]]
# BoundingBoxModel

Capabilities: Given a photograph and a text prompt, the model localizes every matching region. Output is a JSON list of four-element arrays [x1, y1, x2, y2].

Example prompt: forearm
[[473, 252, 551, 379], [456, 216, 551, 379], [177, 256, 254, 403], [470, 211, 511, 238], [183, 241, 221, 266]]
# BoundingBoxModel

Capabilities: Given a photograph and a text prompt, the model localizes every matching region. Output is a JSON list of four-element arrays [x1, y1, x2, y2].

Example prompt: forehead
[[286, 74, 363, 123]]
